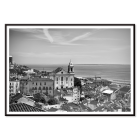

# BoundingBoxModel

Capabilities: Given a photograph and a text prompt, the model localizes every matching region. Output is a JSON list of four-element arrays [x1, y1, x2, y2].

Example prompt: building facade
[[63, 87, 80, 103], [48, 61, 75, 89], [9, 80, 20, 96], [20, 78, 54, 96]]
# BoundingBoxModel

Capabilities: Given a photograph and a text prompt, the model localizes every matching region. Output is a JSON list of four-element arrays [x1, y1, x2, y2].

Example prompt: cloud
[[69, 32, 92, 42], [10, 28, 42, 33], [85, 37, 121, 41], [43, 29, 54, 43]]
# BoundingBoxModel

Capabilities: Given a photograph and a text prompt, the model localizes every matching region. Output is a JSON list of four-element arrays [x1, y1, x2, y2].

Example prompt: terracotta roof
[[110, 87, 118, 91], [79, 103, 87, 110], [119, 86, 130, 93], [67, 103, 79, 108], [59, 97, 68, 102], [82, 100, 88, 104], [32, 78, 53, 81], [28, 97, 36, 101], [10, 69, 17, 74], [90, 100, 98, 105], [20, 76, 29, 80], [10, 93, 23, 104], [53, 67, 63, 73], [93, 106, 105, 112], [54, 90, 61, 96], [113, 106, 121, 110], [47, 107, 58, 112], [61, 104, 71, 112], [9, 103, 44, 112], [86, 107, 93, 112]]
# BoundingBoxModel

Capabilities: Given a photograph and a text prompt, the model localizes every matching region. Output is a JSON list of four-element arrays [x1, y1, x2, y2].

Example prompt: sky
[[9, 28, 131, 65]]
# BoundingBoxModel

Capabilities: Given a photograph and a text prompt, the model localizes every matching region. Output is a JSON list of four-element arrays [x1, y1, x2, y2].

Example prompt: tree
[[74, 77, 82, 88], [47, 98, 58, 105], [40, 97, 47, 104]]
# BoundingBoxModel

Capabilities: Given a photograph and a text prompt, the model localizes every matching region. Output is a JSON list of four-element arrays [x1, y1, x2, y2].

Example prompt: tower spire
[[68, 60, 74, 73]]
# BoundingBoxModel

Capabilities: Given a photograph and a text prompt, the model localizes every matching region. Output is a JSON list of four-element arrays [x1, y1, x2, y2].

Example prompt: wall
[[20, 80, 54, 96], [9, 81, 20, 95], [54, 74, 74, 89], [42, 104, 61, 110]]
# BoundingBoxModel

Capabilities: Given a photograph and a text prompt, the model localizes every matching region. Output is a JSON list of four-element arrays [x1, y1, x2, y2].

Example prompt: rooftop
[[102, 89, 114, 94], [31, 78, 53, 82], [59, 97, 68, 102], [9, 103, 44, 112], [47, 107, 58, 112], [54, 89, 62, 96], [90, 100, 98, 105], [52, 67, 67, 74], [119, 86, 130, 93], [93, 106, 105, 112], [10, 93, 23, 104], [10, 69, 17, 74]]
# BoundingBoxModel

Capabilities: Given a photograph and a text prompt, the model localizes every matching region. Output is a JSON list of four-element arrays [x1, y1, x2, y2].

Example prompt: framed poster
[[5, 24, 135, 116]]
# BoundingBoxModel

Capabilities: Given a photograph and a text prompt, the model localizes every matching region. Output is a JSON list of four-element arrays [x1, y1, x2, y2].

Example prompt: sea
[[26, 64, 131, 82]]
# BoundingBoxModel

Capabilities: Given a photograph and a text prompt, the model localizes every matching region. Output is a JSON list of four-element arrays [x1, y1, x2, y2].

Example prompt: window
[[36, 83, 37, 86], [32, 82, 34, 84], [66, 77, 68, 84], [38, 87, 41, 90], [40, 82, 41, 85], [61, 77, 63, 81], [61, 72, 63, 74], [46, 87, 48, 90], [44, 82, 46, 85], [56, 77, 58, 84], [43, 87, 45, 90], [49, 87, 52, 90]]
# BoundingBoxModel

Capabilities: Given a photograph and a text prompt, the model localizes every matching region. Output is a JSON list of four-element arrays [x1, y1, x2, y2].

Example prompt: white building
[[63, 87, 80, 103], [9, 80, 20, 96], [48, 60, 75, 89], [24, 69, 35, 74]]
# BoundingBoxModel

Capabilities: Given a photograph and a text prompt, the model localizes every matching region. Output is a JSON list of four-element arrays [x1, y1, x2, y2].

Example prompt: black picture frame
[[5, 24, 135, 116]]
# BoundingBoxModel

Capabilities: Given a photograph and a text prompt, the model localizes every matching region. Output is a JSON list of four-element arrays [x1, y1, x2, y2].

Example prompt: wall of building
[[20, 80, 54, 96], [9, 81, 20, 96], [54, 74, 74, 89], [42, 104, 61, 110]]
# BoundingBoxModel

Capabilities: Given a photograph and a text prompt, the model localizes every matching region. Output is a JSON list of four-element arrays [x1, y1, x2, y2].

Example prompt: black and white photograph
[[5, 24, 135, 116]]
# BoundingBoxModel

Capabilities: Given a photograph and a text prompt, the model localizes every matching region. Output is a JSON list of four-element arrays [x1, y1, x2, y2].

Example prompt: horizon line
[[20, 63, 131, 65]]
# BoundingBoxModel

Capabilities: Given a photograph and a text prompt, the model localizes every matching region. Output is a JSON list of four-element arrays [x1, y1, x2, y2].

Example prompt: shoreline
[[76, 76, 130, 84]]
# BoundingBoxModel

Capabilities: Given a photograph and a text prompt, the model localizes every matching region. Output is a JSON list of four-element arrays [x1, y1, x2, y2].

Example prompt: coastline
[[26, 64, 130, 83], [76, 75, 130, 85]]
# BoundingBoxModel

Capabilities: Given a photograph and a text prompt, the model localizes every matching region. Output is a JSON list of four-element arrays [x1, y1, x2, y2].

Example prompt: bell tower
[[68, 60, 74, 73]]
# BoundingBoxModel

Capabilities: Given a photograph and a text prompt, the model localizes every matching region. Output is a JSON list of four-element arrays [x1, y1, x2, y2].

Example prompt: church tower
[[68, 60, 74, 73]]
